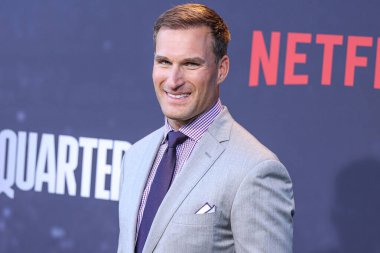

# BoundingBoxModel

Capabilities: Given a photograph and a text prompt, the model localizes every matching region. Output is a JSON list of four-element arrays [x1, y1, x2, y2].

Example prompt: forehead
[[155, 26, 214, 57]]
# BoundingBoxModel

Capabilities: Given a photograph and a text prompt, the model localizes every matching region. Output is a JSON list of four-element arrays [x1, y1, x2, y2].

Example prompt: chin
[[164, 113, 188, 122], [163, 109, 192, 124], [162, 104, 188, 117]]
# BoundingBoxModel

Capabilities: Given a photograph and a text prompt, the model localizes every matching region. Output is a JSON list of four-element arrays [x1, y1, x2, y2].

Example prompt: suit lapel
[[121, 128, 164, 251], [143, 109, 233, 253]]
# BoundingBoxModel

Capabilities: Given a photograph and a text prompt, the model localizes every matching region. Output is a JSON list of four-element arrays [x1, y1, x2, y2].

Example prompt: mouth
[[165, 91, 191, 99]]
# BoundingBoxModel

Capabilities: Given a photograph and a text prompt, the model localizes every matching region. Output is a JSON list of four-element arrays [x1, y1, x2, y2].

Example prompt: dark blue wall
[[1, 1, 379, 252]]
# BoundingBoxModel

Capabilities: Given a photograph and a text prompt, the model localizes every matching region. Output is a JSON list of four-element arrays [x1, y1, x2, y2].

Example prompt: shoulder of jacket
[[229, 120, 280, 163], [125, 127, 163, 156]]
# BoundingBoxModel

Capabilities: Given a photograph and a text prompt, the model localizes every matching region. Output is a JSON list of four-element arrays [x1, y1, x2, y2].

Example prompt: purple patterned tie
[[135, 131, 188, 253]]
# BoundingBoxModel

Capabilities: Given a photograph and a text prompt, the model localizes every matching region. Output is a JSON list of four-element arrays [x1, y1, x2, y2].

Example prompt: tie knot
[[167, 131, 188, 148]]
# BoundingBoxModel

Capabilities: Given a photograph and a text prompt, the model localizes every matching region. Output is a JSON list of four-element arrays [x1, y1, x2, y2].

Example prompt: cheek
[[153, 81, 165, 100], [152, 67, 165, 83], [193, 77, 214, 96], [197, 83, 219, 107]]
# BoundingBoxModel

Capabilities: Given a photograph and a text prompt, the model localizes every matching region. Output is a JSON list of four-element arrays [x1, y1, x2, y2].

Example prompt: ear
[[217, 55, 230, 84]]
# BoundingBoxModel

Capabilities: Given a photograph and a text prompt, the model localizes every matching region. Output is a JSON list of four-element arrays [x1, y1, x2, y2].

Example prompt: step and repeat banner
[[1, 1, 379, 252]]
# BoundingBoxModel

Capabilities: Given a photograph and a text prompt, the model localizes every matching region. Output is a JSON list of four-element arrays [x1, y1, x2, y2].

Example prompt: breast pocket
[[159, 212, 220, 252], [172, 211, 219, 226]]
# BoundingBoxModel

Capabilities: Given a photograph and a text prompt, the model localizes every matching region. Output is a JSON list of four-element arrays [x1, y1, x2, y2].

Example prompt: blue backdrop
[[1, 1, 379, 252]]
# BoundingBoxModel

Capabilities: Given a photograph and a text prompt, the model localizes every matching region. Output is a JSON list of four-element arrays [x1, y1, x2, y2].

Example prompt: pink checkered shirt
[[136, 99, 223, 235]]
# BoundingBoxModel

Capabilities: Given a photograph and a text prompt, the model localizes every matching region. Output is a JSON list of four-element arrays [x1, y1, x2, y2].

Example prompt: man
[[118, 3, 294, 253]]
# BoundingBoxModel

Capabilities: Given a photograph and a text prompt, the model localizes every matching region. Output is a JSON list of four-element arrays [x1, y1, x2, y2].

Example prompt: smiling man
[[118, 4, 295, 253], [152, 25, 228, 130]]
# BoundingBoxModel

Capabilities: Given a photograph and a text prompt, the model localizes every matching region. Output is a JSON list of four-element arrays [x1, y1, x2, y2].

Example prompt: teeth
[[167, 92, 190, 99]]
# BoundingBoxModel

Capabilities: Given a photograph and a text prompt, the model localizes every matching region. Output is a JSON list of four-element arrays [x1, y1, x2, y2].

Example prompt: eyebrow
[[154, 55, 206, 64], [154, 55, 169, 62], [182, 57, 206, 64]]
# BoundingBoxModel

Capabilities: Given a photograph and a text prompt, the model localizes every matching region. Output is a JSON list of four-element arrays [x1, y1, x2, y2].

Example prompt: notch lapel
[[143, 109, 233, 253], [119, 128, 164, 252]]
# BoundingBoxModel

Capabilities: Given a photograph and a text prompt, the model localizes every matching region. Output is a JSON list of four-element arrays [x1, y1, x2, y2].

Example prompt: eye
[[157, 59, 171, 66], [184, 62, 200, 68]]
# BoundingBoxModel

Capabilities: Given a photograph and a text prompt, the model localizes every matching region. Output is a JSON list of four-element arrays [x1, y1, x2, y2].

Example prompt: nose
[[166, 65, 184, 89]]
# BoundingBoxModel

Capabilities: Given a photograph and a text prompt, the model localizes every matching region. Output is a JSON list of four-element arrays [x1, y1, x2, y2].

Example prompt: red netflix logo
[[249, 31, 380, 89]]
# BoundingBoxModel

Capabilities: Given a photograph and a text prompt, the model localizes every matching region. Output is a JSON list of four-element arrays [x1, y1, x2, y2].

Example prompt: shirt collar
[[162, 99, 223, 143]]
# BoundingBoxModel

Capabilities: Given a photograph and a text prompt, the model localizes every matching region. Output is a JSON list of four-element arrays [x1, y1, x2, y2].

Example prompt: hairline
[[153, 25, 224, 63]]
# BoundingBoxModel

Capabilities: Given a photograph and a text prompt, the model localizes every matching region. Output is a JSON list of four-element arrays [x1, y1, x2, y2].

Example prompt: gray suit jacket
[[118, 108, 295, 253]]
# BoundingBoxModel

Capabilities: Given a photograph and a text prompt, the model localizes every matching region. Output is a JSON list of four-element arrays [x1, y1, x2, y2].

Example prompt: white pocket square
[[195, 202, 216, 214]]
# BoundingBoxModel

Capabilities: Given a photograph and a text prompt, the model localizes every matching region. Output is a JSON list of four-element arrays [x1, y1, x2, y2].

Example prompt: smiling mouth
[[166, 92, 190, 99]]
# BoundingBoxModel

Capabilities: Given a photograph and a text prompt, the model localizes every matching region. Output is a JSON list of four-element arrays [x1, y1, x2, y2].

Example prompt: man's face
[[153, 26, 229, 130]]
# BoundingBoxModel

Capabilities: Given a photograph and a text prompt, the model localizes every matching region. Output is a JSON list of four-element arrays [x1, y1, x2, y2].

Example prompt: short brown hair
[[153, 4, 231, 62]]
